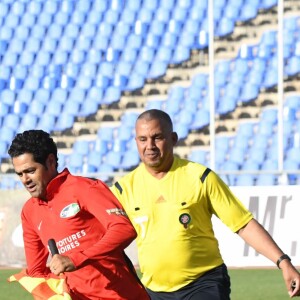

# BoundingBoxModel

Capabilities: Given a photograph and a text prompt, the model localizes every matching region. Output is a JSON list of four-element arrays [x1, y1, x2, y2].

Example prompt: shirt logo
[[106, 208, 127, 216], [38, 220, 42, 231], [179, 213, 191, 229], [156, 195, 166, 203], [60, 203, 80, 218]]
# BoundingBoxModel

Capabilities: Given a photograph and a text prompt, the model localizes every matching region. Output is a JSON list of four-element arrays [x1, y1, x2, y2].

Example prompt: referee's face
[[135, 118, 178, 175]]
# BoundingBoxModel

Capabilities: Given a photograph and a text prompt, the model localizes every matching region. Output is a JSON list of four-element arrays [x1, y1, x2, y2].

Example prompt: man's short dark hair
[[136, 109, 173, 132], [8, 130, 58, 168]]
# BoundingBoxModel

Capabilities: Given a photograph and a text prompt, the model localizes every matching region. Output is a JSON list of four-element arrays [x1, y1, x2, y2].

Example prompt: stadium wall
[[0, 186, 299, 268]]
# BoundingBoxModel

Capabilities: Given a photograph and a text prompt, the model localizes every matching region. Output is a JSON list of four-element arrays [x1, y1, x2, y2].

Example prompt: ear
[[46, 153, 57, 169], [172, 132, 178, 145]]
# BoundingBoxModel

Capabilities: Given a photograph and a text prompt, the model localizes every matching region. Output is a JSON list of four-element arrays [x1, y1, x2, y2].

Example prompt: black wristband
[[276, 254, 291, 269]]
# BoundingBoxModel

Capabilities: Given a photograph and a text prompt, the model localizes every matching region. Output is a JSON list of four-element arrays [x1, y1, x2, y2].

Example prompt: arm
[[238, 219, 300, 297], [52, 180, 137, 271], [22, 206, 50, 277]]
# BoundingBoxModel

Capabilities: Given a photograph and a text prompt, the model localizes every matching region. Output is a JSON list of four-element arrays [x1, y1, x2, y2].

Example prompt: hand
[[281, 262, 300, 298], [46, 254, 76, 276]]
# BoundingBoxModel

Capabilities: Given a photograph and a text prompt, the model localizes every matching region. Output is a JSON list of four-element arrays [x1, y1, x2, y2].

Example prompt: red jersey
[[21, 169, 149, 300]]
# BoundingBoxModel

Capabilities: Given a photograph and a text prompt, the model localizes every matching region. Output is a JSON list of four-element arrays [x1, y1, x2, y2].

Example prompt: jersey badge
[[179, 213, 191, 229], [60, 203, 80, 218]]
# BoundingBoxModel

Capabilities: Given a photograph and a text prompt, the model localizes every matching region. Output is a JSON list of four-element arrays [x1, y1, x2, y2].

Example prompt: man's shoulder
[[176, 157, 208, 173]]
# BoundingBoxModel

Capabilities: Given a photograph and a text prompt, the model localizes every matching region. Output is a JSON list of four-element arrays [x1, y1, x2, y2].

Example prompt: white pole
[[277, 0, 284, 174], [208, 0, 215, 170]]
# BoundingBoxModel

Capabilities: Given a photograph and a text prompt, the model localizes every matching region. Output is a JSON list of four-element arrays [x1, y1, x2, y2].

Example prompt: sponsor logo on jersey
[[106, 208, 127, 216], [60, 203, 80, 218]]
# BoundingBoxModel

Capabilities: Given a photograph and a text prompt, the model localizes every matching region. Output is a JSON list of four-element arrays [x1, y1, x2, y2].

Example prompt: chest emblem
[[60, 203, 80, 218], [179, 213, 191, 229]]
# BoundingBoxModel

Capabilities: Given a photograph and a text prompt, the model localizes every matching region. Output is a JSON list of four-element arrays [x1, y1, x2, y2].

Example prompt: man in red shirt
[[8, 129, 149, 300]]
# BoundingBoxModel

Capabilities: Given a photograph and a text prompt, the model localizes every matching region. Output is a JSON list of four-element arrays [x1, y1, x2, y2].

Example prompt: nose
[[21, 173, 31, 184], [146, 138, 156, 149]]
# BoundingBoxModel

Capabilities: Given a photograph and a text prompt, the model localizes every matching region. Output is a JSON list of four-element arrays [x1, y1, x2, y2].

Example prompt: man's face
[[12, 153, 57, 200], [135, 118, 177, 172]]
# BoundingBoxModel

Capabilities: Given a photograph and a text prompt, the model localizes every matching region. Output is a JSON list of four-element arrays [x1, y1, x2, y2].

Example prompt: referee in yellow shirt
[[111, 109, 300, 299]]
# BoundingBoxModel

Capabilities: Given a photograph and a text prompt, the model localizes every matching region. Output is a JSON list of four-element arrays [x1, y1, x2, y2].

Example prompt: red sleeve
[[68, 180, 137, 267], [21, 203, 51, 277]]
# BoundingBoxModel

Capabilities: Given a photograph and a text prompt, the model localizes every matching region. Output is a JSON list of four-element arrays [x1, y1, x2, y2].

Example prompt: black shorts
[[146, 263, 231, 300]]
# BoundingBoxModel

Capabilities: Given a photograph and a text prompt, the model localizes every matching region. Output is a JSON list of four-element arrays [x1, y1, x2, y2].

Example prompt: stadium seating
[[0, 0, 299, 189]]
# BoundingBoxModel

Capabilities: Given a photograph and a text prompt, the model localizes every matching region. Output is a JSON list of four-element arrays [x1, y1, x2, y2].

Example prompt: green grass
[[1, 268, 291, 300]]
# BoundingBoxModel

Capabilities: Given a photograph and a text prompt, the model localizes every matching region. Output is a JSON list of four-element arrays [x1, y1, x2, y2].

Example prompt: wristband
[[276, 254, 291, 269]]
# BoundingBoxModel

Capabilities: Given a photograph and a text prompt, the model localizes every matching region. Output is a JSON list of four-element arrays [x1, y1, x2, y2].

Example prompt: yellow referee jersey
[[111, 157, 253, 292]]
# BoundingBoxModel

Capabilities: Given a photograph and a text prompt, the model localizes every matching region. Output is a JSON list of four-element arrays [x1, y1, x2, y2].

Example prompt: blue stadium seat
[[14, 25, 30, 42], [102, 86, 121, 105], [228, 147, 246, 165], [79, 99, 98, 117], [54, 113, 75, 131], [256, 174, 277, 186], [285, 147, 300, 163], [171, 45, 190, 64], [51, 88, 68, 104], [103, 9, 120, 25], [44, 99, 63, 117], [19, 113, 39, 132], [126, 33, 143, 50], [58, 36, 74, 52], [54, 11, 70, 26], [76, 0, 91, 14], [190, 109, 210, 130], [1, 89, 15, 106], [62, 100, 81, 116], [68, 152, 84, 173], [132, 60, 150, 78], [75, 75, 93, 90], [86, 151, 103, 170], [235, 174, 255, 186], [285, 56, 300, 76], [238, 3, 258, 22], [98, 163, 114, 182], [0, 127, 15, 143], [86, 86, 103, 104], [174, 122, 189, 140], [35, 88, 50, 104], [236, 122, 256, 138], [36, 114, 56, 132], [73, 140, 91, 156], [87, 9, 103, 25], [215, 17, 234, 37], [28, 99, 46, 116], [0, 141, 8, 158], [259, 0, 278, 10], [5, 13, 20, 28], [148, 60, 167, 79], [3, 114, 20, 131], [261, 159, 278, 170], [188, 149, 208, 164], [64, 23, 80, 39], [104, 151, 122, 169], [0, 102, 10, 118], [99, 61, 114, 78], [240, 83, 259, 103], [241, 159, 260, 171], [120, 150, 140, 170]]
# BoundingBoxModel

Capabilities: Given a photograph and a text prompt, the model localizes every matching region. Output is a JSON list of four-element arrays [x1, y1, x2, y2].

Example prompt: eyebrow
[[15, 167, 35, 176]]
